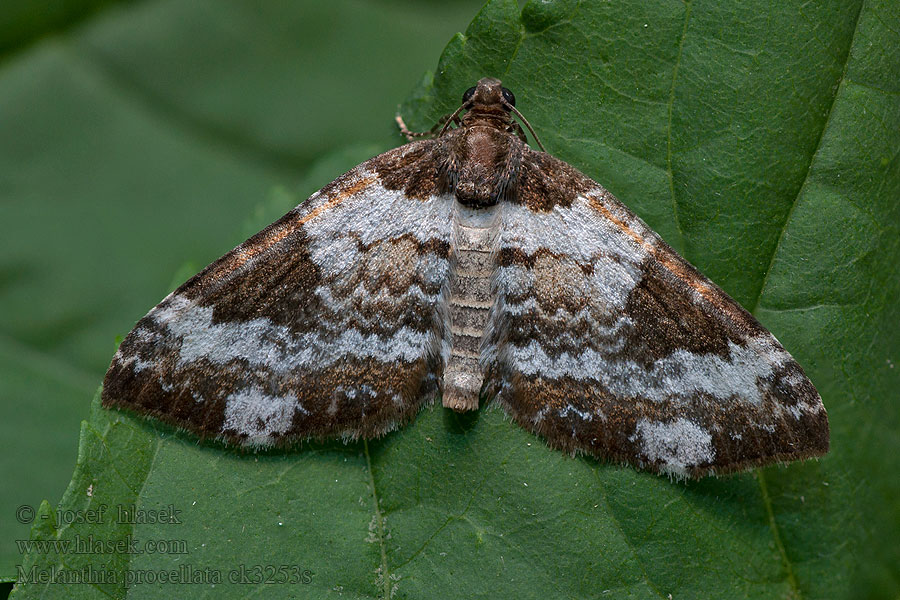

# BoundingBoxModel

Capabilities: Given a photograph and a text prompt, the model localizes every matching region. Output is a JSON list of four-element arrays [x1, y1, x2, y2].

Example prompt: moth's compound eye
[[462, 86, 476, 104], [501, 88, 516, 108]]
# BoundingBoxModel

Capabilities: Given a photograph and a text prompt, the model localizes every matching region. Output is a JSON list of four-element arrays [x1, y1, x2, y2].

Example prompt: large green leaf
[[9, 0, 899, 598]]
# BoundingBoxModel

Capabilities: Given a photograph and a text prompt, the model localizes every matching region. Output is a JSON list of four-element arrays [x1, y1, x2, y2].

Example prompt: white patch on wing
[[532, 406, 549, 425], [558, 405, 594, 421], [302, 170, 454, 271], [115, 350, 154, 373], [499, 193, 653, 265], [507, 336, 790, 405], [223, 389, 306, 446], [419, 253, 453, 288], [631, 418, 715, 476], [151, 294, 430, 371], [774, 371, 824, 419]]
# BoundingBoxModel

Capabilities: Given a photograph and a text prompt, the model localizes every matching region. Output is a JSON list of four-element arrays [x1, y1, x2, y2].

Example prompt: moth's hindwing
[[102, 141, 452, 446], [482, 149, 829, 478]]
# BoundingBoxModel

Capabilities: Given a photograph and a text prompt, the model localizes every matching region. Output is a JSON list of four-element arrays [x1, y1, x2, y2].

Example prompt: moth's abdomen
[[442, 203, 499, 411]]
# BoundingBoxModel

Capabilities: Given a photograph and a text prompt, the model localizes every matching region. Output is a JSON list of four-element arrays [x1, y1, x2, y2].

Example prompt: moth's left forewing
[[487, 149, 829, 478], [103, 141, 455, 447]]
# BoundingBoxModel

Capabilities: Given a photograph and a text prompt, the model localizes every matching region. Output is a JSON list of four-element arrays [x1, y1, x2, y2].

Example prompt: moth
[[102, 77, 829, 478]]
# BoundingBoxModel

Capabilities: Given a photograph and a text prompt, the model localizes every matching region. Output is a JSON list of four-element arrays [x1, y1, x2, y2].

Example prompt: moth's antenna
[[438, 101, 471, 138], [504, 101, 546, 152]]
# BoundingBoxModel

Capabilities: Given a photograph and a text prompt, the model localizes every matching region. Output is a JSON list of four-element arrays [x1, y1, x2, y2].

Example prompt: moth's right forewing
[[486, 150, 828, 478]]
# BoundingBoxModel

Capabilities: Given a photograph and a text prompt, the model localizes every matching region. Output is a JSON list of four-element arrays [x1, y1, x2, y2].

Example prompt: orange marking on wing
[[298, 176, 377, 226], [589, 193, 719, 303], [656, 253, 715, 299], [219, 175, 377, 275], [588, 194, 644, 247]]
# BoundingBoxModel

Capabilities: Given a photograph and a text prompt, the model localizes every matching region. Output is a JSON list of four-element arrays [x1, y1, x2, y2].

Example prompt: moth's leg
[[395, 112, 459, 141], [492, 139, 523, 203], [395, 114, 432, 140]]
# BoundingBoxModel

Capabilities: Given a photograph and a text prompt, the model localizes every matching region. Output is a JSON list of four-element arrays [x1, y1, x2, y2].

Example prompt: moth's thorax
[[442, 77, 522, 208], [448, 123, 521, 208], [460, 106, 512, 130]]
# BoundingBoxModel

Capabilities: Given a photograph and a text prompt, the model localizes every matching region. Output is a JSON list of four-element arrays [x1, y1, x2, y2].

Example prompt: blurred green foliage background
[[0, 0, 484, 583]]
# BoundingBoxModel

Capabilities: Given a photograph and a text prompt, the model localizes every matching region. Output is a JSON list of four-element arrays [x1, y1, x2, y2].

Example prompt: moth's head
[[462, 77, 515, 112], [452, 78, 545, 152]]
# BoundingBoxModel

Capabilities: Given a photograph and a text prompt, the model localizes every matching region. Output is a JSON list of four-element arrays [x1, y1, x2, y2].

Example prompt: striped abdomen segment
[[442, 204, 499, 411]]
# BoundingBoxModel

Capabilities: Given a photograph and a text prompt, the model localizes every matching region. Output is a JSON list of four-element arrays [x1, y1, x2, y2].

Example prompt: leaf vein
[[749, 3, 868, 599], [364, 440, 392, 599], [665, 0, 693, 253], [590, 469, 670, 600], [750, 0, 867, 315]]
